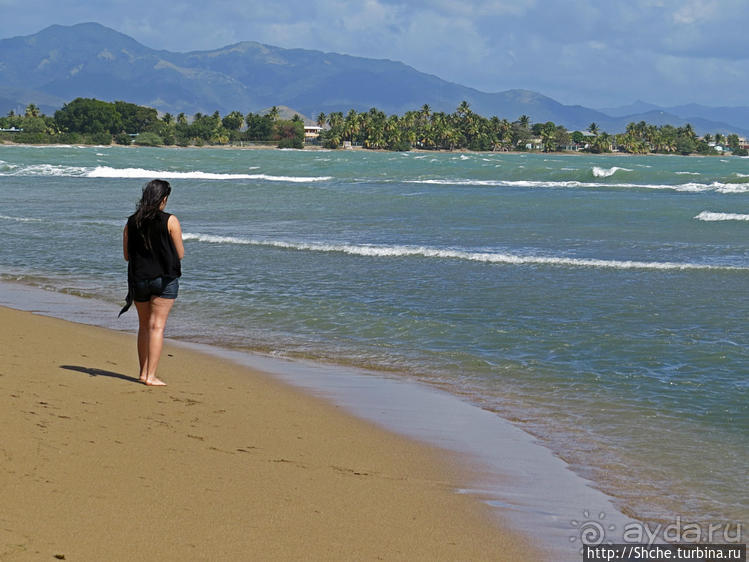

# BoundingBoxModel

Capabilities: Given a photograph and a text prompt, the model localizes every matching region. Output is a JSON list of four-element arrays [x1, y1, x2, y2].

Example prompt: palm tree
[[540, 122, 557, 152], [592, 132, 611, 153], [268, 106, 280, 121], [680, 123, 696, 140], [343, 109, 361, 142], [328, 112, 343, 129], [457, 100, 472, 118], [588, 122, 599, 136], [25, 104, 40, 118], [316, 112, 326, 128], [518, 115, 530, 130]]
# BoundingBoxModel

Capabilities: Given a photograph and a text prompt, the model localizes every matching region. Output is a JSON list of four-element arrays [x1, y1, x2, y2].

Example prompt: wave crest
[[86, 166, 331, 182], [182, 233, 741, 271], [592, 166, 632, 178], [0, 163, 330, 182], [404, 178, 749, 193], [695, 211, 749, 222]]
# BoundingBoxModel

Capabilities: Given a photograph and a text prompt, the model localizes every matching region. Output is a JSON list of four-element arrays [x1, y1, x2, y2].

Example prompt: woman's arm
[[168, 215, 185, 259], [123, 224, 129, 261]]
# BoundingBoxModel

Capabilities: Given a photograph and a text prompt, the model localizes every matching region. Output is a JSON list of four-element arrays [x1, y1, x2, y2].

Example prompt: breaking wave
[[695, 211, 749, 222], [0, 164, 330, 182], [182, 233, 742, 271], [86, 167, 331, 182], [404, 178, 749, 193], [592, 166, 632, 178]]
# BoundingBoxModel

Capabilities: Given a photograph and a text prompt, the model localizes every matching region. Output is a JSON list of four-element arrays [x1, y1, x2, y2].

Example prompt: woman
[[122, 179, 184, 386]]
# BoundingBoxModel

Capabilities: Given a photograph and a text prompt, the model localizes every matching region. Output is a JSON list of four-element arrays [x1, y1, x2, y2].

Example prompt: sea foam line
[[404, 178, 749, 193], [0, 214, 43, 222], [182, 233, 742, 271], [0, 164, 330, 182], [695, 211, 749, 222], [86, 166, 331, 182]]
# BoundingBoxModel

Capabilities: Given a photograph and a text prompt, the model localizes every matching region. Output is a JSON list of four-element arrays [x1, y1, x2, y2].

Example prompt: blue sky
[[1, 0, 746, 108]]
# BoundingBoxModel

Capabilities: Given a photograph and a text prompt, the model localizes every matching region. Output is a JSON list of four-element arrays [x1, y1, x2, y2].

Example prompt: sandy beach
[[0, 305, 538, 561]]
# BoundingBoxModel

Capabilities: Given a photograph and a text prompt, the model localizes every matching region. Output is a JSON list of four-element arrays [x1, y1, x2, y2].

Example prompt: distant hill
[[598, 101, 749, 134], [1, 22, 748, 135]]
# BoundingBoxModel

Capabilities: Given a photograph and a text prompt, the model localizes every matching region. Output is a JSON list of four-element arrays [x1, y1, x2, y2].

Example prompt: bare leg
[[135, 301, 151, 382], [142, 296, 175, 386]]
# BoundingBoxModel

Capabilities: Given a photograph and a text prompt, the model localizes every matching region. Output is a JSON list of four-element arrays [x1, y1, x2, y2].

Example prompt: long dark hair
[[133, 179, 171, 248]]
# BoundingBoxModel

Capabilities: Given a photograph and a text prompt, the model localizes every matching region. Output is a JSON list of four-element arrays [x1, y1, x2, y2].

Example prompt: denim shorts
[[132, 277, 179, 302]]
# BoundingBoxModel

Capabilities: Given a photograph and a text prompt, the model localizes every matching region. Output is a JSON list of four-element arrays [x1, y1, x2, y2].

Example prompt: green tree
[[675, 136, 696, 155], [590, 132, 612, 153], [54, 98, 122, 135], [245, 113, 274, 140], [274, 119, 304, 148], [20, 116, 47, 134], [727, 134, 740, 151], [539, 122, 557, 152], [134, 132, 164, 146], [114, 101, 158, 133], [222, 110, 244, 131]]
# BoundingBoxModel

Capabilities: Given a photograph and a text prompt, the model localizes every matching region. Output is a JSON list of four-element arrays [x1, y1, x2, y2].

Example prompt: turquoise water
[[1, 145, 747, 529]]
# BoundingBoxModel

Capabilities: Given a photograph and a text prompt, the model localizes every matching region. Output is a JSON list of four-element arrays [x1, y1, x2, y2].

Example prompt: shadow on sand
[[60, 365, 139, 384]]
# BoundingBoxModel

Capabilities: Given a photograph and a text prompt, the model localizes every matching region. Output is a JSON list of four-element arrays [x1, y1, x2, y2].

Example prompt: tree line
[[0, 98, 304, 148], [317, 103, 746, 155], [1, 97, 746, 156]]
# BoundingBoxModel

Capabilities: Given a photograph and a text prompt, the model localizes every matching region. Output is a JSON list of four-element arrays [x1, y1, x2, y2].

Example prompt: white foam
[[86, 166, 331, 182], [0, 214, 42, 222], [0, 164, 90, 177], [182, 233, 743, 271], [592, 166, 632, 178], [0, 163, 327, 182], [695, 211, 749, 222], [404, 178, 749, 193], [675, 171, 700, 175]]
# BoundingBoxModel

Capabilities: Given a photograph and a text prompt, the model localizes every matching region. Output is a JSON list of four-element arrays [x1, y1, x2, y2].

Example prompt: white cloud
[[672, 0, 719, 25]]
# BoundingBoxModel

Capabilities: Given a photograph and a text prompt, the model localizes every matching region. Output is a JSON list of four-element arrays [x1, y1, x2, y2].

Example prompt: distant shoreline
[[0, 139, 732, 157]]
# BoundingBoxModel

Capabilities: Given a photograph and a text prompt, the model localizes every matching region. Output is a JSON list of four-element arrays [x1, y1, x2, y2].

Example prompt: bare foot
[[144, 377, 167, 386]]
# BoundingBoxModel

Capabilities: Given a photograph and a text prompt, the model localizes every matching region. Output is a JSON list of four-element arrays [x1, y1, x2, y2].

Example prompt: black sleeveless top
[[127, 211, 181, 282]]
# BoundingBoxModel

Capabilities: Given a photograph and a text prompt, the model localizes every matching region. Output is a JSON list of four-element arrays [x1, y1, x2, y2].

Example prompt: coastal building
[[304, 125, 322, 140]]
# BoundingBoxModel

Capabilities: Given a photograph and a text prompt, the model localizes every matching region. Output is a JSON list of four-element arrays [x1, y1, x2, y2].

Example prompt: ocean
[[1, 144, 747, 539]]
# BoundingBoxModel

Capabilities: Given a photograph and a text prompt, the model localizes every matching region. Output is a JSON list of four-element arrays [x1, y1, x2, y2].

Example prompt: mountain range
[[2, 22, 748, 136]]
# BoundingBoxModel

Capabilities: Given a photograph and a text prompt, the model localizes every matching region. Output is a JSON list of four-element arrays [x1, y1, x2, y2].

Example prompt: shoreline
[[0, 138, 735, 157], [0, 279, 638, 561], [0, 302, 542, 561]]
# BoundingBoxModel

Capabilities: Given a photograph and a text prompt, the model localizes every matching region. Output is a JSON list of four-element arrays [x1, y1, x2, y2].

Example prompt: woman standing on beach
[[122, 180, 184, 386]]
